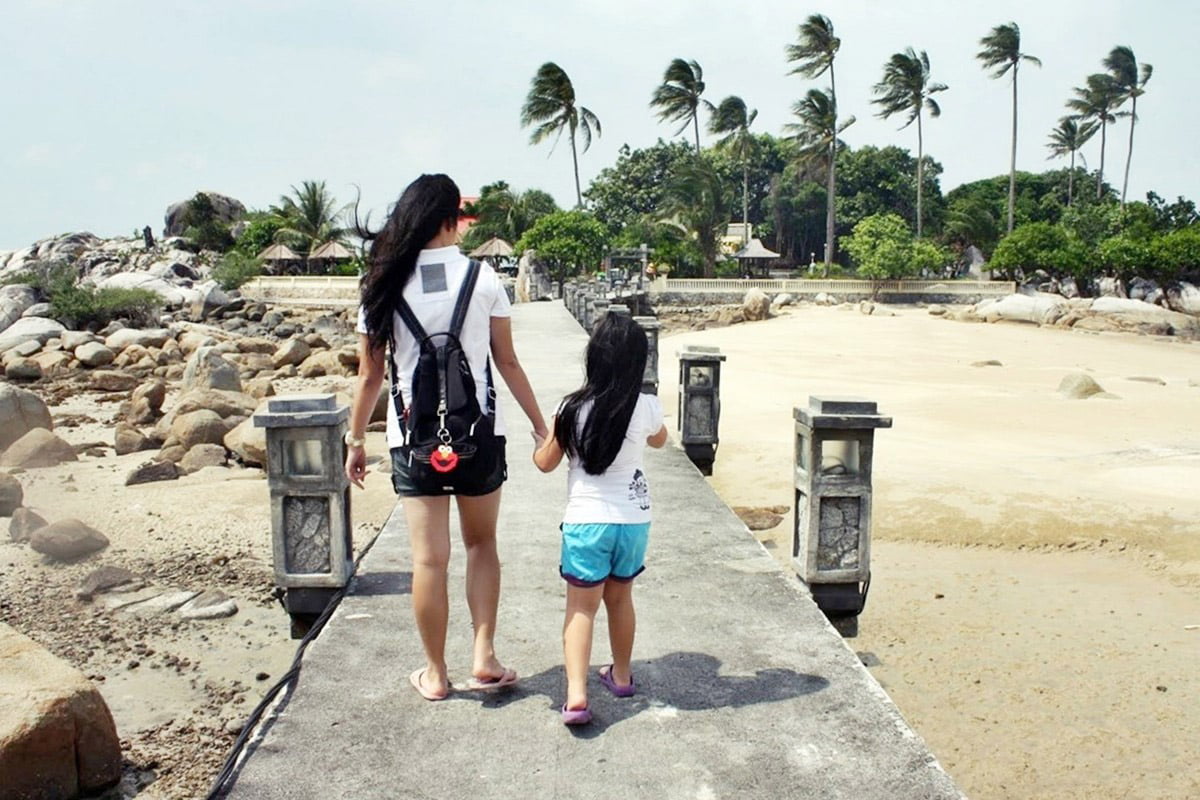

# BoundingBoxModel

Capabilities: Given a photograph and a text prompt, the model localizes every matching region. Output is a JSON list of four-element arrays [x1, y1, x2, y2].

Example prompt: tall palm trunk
[[1067, 150, 1075, 208], [693, 115, 701, 153], [569, 128, 582, 208], [1121, 95, 1137, 211], [1096, 120, 1107, 200], [1007, 62, 1018, 233], [741, 163, 749, 245], [916, 111, 924, 238], [824, 64, 838, 268]]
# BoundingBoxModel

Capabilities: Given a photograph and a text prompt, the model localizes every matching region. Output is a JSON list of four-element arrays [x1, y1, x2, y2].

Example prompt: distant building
[[457, 196, 479, 236], [720, 223, 752, 255]]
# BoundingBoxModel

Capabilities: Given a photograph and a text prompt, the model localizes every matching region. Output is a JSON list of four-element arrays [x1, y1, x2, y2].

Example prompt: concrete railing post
[[676, 346, 726, 476], [253, 394, 353, 638], [792, 396, 892, 619], [634, 315, 660, 395]]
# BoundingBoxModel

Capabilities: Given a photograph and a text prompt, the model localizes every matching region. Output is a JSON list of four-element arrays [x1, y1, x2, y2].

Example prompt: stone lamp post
[[676, 346, 726, 475], [792, 396, 892, 618], [253, 394, 353, 638], [634, 316, 661, 395]]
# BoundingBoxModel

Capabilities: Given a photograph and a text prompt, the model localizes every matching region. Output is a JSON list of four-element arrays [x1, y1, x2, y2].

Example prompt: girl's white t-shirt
[[563, 393, 665, 525], [356, 246, 511, 447]]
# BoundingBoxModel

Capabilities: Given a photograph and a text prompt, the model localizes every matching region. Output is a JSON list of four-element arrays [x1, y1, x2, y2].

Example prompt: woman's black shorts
[[389, 436, 507, 497]]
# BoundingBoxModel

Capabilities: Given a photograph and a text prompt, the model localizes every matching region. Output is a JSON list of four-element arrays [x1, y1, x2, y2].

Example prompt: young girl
[[533, 314, 668, 725]]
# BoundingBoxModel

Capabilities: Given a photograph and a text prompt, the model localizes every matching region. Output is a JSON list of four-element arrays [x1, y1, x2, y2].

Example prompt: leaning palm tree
[[785, 88, 855, 273], [872, 48, 948, 238], [977, 22, 1041, 234], [271, 180, 349, 260], [1066, 73, 1123, 201], [658, 159, 730, 278], [650, 58, 712, 153], [1104, 45, 1153, 211], [1046, 117, 1098, 207], [708, 96, 758, 245], [520, 62, 602, 208], [786, 13, 842, 264]]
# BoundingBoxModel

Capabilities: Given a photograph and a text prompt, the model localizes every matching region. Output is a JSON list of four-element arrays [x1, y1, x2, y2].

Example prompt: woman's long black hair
[[555, 314, 649, 475], [356, 174, 460, 353]]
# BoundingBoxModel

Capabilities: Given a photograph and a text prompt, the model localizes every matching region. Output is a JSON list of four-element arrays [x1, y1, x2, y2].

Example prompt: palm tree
[[708, 96, 758, 245], [1046, 117, 1098, 207], [871, 48, 948, 238], [650, 59, 712, 153], [1066, 73, 1123, 201], [520, 62, 602, 208], [977, 22, 1041, 234], [658, 159, 730, 278], [787, 13, 842, 264], [785, 88, 855, 274], [1104, 46, 1153, 211], [271, 180, 348, 258]]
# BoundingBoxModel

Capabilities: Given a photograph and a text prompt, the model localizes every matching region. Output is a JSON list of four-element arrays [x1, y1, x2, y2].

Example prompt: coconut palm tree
[[270, 180, 349, 260], [1046, 117, 1098, 207], [1066, 73, 1123, 201], [520, 62, 602, 208], [785, 88, 855, 274], [650, 59, 712, 153], [658, 159, 730, 278], [977, 22, 1041, 234], [871, 48, 948, 238], [708, 96, 758, 245], [1104, 45, 1153, 211], [786, 13, 843, 264]]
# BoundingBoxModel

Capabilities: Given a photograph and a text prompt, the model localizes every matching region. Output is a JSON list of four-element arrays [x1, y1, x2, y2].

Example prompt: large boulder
[[90, 370, 140, 392], [1088, 297, 1200, 334], [180, 443, 227, 473], [182, 345, 242, 392], [170, 388, 256, 421], [224, 416, 266, 467], [0, 284, 38, 333], [0, 473, 23, 516], [113, 422, 154, 456], [104, 327, 171, 352], [0, 623, 122, 797], [0, 316, 66, 354], [297, 350, 346, 379], [0, 428, 78, 469], [169, 409, 232, 450], [126, 378, 168, 424], [272, 338, 311, 369], [975, 293, 1067, 325], [0, 384, 53, 452], [5, 358, 43, 381], [1165, 282, 1200, 316], [9, 508, 48, 543], [742, 288, 772, 322], [29, 519, 109, 560], [74, 341, 115, 367], [163, 191, 247, 237]]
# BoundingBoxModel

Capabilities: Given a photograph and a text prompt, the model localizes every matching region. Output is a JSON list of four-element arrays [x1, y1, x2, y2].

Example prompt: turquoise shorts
[[560, 522, 650, 587]]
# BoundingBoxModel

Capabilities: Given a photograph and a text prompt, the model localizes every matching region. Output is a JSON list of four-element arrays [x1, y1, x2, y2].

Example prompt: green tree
[[461, 181, 558, 251], [1046, 117, 1098, 207], [1146, 192, 1198, 232], [234, 211, 288, 258], [785, 88, 855, 272], [650, 58, 711, 153], [944, 196, 1001, 257], [836, 145, 946, 237], [842, 213, 918, 280], [1067, 73, 1124, 201], [181, 193, 234, 253], [763, 165, 827, 265], [1151, 225, 1200, 284], [658, 158, 730, 278], [872, 48, 948, 238], [270, 180, 349, 262], [1104, 46, 1153, 211], [521, 62, 601, 208], [786, 13, 843, 267], [514, 210, 608, 284], [987, 222, 1088, 281], [708, 96, 758, 245], [977, 22, 1041, 234], [1097, 234, 1151, 279], [584, 140, 696, 233]]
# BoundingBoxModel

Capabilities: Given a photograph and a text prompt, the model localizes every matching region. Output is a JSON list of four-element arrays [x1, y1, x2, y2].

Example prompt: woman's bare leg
[[456, 488, 510, 681], [403, 495, 452, 696], [602, 579, 636, 687], [564, 583, 604, 710]]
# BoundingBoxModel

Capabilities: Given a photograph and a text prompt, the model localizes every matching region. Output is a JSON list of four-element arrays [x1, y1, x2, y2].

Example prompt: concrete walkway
[[224, 302, 961, 799]]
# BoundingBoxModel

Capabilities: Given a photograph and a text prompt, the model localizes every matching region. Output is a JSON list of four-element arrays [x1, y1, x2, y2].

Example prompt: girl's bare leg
[[403, 495, 452, 696], [456, 489, 511, 681], [563, 584, 605, 710], [602, 579, 636, 687]]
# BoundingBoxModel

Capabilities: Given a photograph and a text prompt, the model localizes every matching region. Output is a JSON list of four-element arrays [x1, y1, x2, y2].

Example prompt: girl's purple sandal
[[561, 704, 592, 725], [598, 665, 636, 698]]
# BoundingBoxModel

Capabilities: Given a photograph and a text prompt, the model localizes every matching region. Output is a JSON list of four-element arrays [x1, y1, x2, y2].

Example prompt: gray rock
[[170, 409, 233, 450], [0, 384, 53, 452], [741, 288, 771, 322], [5, 358, 43, 381], [121, 589, 200, 616], [90, 370, 139, 392], [178, 590, 238, 620], [163, 192, 246, 237], [0, 316, 66, 353], [76, 566, 137, 600], [180, 443, 227, 473], [113, 423, 153, 456], [271, 338, 311, 368], [21, 303, 53, 319], [125, 459, 179, 486], [168, 388, 255, 421], [60, 330, 99, 351], [770, 293, 794, 309], [0, 285, 38, 333], [1058, 373, 1106, 400], [244, 376, 276, 400], [0, 473, 23, 516], [74, 342, 115, 368], [224, 416, 266, 467], [0, 428, 78, 468], [182, 345, 242, 392], [9, 339, 41, 358], [104, 327, 171, 352], [96, 272, 187, 306], [10, 507, 47, 543], [29, 519, 109, 560]]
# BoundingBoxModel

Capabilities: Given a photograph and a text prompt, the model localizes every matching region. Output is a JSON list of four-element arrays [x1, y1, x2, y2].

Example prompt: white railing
[[243, 276, 360, 303], [656, 278, 1015, 296]]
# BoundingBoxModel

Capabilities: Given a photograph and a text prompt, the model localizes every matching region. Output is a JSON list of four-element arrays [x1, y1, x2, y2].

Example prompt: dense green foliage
[[515, 210, 609, 283], [212, 252, 265, 290], [269, 180, 348, 257], [461, 181, 558, 252], [842, 213, 949, 279], [21, 263, 163, 329], [181, 193, 235, 253]]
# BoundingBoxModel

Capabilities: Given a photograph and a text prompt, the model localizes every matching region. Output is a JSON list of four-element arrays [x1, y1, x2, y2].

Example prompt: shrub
[[1150, 225, 1200, 284], [911, 240, 953, 277], [1097, 235, 1151, 280], [212, 252, 264, 291], [181, 193, 235, 253], [842, 213, 917, 280], [49, 284, 161, 329], [987, 222, 1089, 281], [235, 213, 287, 258]]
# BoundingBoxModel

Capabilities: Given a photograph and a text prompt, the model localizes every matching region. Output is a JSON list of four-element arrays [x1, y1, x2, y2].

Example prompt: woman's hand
[[345, 445, 368, 489]]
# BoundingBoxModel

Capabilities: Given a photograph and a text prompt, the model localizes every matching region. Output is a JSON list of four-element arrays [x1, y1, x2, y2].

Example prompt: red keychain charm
[[431, 444, 458, 473]]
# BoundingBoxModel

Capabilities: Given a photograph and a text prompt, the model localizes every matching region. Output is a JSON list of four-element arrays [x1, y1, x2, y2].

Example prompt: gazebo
[[732, 238, 781, 278], [308, 241, 354, 261], [257, 243, 301, 275], [469, 237, 515, 273]]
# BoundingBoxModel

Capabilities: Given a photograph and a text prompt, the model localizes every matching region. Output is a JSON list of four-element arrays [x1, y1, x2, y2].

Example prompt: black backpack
[[389, 260, 499, 494]]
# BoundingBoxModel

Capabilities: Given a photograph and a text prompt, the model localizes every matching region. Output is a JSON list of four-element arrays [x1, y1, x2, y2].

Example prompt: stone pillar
[[792, 396, 892, 618], [590, 298, 610, 332], [634, 316, 660, 395], [676, 346, 726, 475], [253, 394, 353, 638]]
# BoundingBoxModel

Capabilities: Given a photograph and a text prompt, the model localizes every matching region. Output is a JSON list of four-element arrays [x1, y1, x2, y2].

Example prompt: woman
[[345, 174, 548, 701]]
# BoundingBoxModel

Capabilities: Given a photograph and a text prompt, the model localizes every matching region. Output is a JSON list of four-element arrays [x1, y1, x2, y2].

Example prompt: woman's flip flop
[[409, 668, 450, 701], [598, 665, 636, 698], [464, 667, 519, 692]]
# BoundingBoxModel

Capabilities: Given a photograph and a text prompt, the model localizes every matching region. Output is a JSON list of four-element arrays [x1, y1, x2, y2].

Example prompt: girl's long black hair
[[555, 314, 649, 475], [356, 174, 460, 353]]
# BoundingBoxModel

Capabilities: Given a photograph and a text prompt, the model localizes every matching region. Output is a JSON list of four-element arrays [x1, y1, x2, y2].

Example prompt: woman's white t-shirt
[[563, 393, 665, 525], [356, 246, 511, 447]]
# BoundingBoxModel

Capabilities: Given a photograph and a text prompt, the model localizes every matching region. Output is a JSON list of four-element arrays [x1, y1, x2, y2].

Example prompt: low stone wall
[[652, 290, 998, 307]]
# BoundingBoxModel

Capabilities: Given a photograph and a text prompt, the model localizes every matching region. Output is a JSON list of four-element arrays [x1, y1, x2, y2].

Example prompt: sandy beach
[[659, 304, 1200, 800]]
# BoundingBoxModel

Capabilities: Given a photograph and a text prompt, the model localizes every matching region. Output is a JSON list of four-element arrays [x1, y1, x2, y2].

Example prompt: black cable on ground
[[205, 528, 383, 799]]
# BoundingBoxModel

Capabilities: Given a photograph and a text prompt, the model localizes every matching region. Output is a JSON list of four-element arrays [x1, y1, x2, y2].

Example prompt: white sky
[[2, 0, 1194, 248]]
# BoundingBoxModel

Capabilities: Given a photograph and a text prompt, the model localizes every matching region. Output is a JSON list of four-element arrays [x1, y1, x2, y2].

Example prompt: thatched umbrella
[[258, 243, 300, 261], [469, 237, 514, 259], [732, 238, 781, 278], [308, 241, 354, 261]]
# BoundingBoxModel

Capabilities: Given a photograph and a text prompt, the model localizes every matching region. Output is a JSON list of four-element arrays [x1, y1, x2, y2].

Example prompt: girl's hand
[[345, 445, 368, 489]]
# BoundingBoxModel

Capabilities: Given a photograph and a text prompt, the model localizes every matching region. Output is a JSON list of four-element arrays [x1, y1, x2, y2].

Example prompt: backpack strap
[[448, 260, 482, 338]]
